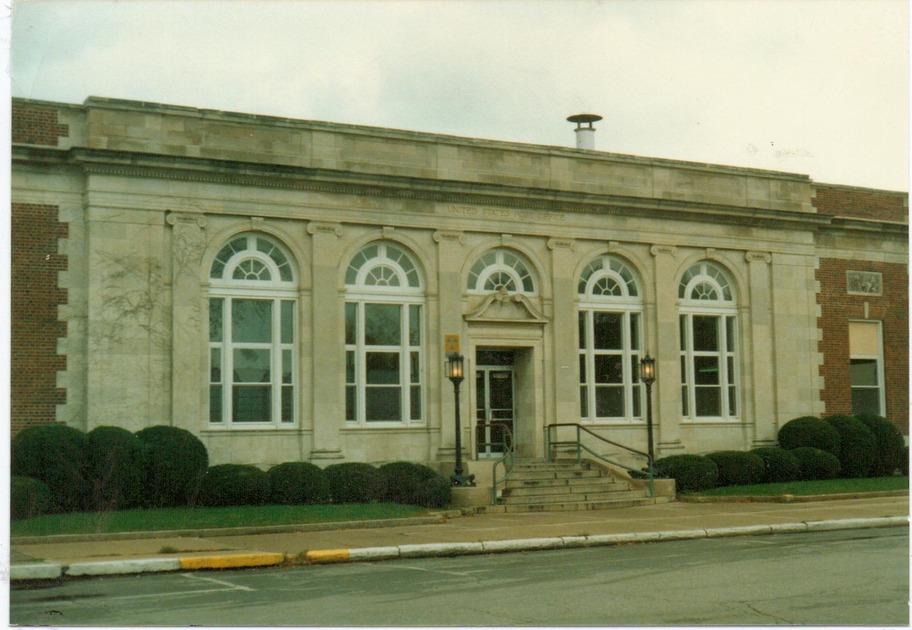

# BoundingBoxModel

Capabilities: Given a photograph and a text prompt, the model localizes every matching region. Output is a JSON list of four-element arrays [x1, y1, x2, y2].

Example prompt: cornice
[[13, 145, 835, 232]]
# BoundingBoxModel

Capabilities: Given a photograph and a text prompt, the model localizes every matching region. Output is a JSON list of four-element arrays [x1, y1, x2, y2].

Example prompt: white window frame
[[208, 233, 298, 428], [345, 242, 425, 426], [467, 248, 537, 295], [849, 320, 886, 416], [577, 256, 644, 424], [679, 261, 740, 422]]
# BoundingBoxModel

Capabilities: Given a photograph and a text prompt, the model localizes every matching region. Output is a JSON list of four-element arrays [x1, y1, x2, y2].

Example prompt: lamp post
[[445, 354, 475, 487], [639, 354, 657, 473]]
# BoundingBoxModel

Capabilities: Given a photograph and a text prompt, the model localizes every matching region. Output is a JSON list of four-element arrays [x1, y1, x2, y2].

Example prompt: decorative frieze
[[847, 270, 883, 295]]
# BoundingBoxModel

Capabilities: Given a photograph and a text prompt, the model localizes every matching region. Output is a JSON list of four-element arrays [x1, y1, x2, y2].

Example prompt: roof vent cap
[[567, 113, 603, 150]]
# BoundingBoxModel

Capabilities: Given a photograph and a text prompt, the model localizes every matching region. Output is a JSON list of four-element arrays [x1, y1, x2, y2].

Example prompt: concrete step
[[508, 469, 602, 481], [502, 481, 631, 497], [501, 497, 666, 513], [499, 490, 648, 505]]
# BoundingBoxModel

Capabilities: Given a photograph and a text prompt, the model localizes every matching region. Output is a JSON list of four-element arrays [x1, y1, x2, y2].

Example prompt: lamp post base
[[450, 472, 476, 487]]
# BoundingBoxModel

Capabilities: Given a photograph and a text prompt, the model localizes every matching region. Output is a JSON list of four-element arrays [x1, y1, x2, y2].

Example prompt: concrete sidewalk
[[10, 494, 909, 581]]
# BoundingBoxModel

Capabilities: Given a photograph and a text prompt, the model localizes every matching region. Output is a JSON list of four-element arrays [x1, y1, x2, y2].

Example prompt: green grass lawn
[[689, 476, 909, 497], [11, 502, 430, 537]]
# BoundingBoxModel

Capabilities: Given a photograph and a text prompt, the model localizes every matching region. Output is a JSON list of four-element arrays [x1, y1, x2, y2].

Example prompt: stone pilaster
[[433, 230, 466, 460], [650, 245, 684, 454], [307, 222, 345, 461], [167, 212, 208, 428], [548, 238, 579, 425], [746, 251, 777, 447]]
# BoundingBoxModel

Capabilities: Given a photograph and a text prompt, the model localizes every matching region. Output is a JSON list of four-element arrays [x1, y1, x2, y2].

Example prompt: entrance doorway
[[475, 349, 515, 457]]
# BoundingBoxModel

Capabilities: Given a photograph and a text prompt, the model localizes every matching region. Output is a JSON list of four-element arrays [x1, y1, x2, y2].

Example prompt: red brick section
[[814, 185, 907, 223], [12, 103, 69, 146], [816, 258, 909, 433], [11, 203, 68, 437]]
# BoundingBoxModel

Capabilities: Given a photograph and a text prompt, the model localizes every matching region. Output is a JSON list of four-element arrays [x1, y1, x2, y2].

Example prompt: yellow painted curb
[[305, 549, 351, 564], [179, 553, 286, 570]]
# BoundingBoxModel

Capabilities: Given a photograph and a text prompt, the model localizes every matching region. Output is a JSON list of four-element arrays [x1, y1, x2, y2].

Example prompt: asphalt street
[[10, 528, 908, 626]]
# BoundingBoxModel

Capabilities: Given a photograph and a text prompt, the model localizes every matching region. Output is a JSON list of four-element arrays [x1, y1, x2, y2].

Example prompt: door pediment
[[465, 289, 547, 324]]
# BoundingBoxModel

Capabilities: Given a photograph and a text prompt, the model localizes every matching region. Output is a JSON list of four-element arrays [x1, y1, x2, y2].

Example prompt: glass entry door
[[475, 366, 514, 457]]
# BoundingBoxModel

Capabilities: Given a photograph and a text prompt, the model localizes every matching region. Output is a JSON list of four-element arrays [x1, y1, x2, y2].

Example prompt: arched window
[[345, 242, 424, 424], [467, 248, 536, 294], [577, 256, 644, 422], [208, 233, 297, 426], [678, 261, 739, 421]]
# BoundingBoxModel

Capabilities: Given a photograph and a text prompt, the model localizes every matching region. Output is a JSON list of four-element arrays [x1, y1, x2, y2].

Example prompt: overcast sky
[[7, 0, 910, 191]]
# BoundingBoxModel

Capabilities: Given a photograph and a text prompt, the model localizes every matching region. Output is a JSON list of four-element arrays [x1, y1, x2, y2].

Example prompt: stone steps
[[493, 459, 660, 513]]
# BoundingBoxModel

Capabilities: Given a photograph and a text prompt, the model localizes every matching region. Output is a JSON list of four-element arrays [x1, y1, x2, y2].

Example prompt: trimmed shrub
[[855, 414, 906, 476], [824, 415, 876, 478], [777, 416, 840, 456], [11, 476, 53, 520], [705, 451, 765, 487], [791, 447, 841, 480], [324, 462, 386, 504], [11, 424, 89, 513], [135, 425, 209, 508], [379, 461, 451, 508], [653, 454, 719, 493], [198, 464, 270, 507], [267, 462, 331, 505], [750, 447, 801, 483], [86, 426, 146, 511]]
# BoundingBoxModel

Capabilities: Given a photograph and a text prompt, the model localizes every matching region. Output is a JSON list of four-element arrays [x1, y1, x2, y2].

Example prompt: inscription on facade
[[447, 204, 565, 223], [847, 270, 883, 295]]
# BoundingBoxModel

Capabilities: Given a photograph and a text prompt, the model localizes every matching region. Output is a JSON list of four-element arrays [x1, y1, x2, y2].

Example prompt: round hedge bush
[[824, 415, 875, 478], [705, 451, 765, 487], [855, 414, 905, 476], [267, 462, 331, 505], [86, 426, 146, 511], [198, 464, 270, 507], [324, 462, 386, 503], [790, 447, 841, 480], [135, 425, 209, 508], [12, 424, 89, 513], [653, 454, 719, 493], [379, 461, 451, 508], [777, 416, 840, 456], [902, 446, 909, 476], [11, 476, 53, 520], [749, 447, 801, 483]]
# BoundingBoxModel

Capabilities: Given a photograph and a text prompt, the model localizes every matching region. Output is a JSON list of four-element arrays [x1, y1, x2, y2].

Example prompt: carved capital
[[547, 238, 576, 251], [165, 212, 208, 229], [306, 222, 343, 237], [650, 245, 677, 258], [745, 251, 772, 264], [433, 231, 466, 245]]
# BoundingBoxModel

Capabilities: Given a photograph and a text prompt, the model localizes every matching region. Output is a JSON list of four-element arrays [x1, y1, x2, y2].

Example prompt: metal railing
[[476, 422, 516, 505], [545, 423, 654, 497]]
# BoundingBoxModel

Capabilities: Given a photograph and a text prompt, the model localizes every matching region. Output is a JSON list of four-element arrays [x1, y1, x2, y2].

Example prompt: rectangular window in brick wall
[[817, 258, 908, 434]]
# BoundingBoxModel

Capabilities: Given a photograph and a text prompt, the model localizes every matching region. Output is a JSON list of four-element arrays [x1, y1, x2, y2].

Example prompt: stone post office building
[[11, 97, 908, 475]]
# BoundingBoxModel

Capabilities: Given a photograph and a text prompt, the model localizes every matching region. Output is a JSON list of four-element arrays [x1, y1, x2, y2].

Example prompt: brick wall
[[12, 103, 69, 146], [816, 258, 909, 433], [814, 185, 907, 223], [11, 203, 68, 435]]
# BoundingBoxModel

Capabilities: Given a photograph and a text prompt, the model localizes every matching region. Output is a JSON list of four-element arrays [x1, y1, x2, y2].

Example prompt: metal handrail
[[546, 423, 654, 497], [476, 422, 515, 505]]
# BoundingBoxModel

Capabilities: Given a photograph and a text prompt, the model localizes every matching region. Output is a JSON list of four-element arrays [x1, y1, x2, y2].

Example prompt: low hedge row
[[11, 422, 451, 518]]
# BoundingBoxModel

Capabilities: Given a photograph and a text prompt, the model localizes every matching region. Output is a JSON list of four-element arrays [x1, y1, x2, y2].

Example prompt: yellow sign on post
[[444, 334, 460, 355]]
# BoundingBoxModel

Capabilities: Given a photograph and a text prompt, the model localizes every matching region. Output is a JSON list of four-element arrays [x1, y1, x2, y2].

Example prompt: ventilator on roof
[[567, 113, 602, 150]]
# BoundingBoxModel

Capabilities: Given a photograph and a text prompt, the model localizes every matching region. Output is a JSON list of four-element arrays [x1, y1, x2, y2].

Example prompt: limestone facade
[[11, 97, 908, 470]]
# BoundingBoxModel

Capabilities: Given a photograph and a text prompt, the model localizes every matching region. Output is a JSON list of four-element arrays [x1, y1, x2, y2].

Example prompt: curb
[[678, 490, 909, 503], [10, 516, 906, 581]]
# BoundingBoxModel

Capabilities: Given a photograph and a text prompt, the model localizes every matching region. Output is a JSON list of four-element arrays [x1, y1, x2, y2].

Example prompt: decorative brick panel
[[11, 203, 68, 436], [814, 185, 907, 223], [12, 103, 69, 146], [816, 258, 909, 433]]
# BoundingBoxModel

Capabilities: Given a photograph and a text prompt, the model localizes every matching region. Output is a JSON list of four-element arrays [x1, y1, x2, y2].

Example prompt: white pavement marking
[[181, 572, 256, 591]]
